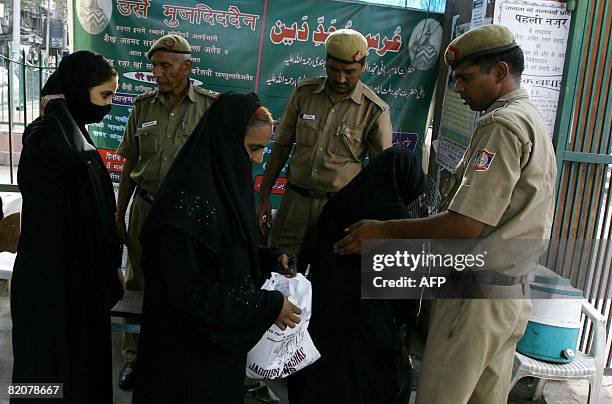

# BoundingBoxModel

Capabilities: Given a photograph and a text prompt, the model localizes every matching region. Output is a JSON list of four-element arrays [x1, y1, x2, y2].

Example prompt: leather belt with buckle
[[136, 186, 156, 205], [288, 183, 336, 199], [470, 271, 526, 286]]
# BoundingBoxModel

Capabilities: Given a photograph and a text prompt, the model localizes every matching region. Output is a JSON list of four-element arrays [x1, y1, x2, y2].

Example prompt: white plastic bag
[[245, 273, 320, 379]]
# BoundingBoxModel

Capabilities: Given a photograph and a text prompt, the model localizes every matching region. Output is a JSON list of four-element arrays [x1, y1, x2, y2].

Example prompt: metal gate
[[0, 48, 55, 189], [546, 0, 612, 369]]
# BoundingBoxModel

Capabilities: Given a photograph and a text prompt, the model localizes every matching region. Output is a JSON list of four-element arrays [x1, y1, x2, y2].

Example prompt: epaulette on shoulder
[[362, 85, 390, 112], [133, 91, 157, 103], [194, 86, 219, 99], [297, 77, 325, 89]]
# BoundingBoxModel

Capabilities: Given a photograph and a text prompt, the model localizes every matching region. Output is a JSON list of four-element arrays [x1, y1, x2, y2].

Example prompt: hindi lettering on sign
[[103, 34, 116, 44], [495, 0, 571, 137], [177, 6, 200, 25], [515, 14, 544, 25], [215, 10, 229, 27], [161, 3, 259, 30], [192, 67, 214, 77], [545, 17, 568, 28], [149, 28, 165, 36], [162, 4, 181, 27], [116, 0, 150, 19], [241, 12, 259, 31]]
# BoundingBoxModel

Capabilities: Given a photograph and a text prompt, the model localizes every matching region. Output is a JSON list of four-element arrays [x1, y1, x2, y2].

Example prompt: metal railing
[[0, 48, 56, 185], [546, 0, 612, 369]]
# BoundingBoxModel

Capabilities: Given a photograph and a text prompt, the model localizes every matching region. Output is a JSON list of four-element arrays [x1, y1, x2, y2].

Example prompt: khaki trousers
[[267, 188, 327, 271], [121, 195, 152, 363], [416, 297, 531, 404]]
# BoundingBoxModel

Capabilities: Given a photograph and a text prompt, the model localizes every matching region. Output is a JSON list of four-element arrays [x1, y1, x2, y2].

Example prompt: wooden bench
[[111, 289, 143, 334]]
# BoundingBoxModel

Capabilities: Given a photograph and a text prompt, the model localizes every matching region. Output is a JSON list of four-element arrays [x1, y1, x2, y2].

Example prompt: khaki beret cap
[[444, 25, 518, 69], [325, 29, 368, 63], [147, 34, 192, 59]]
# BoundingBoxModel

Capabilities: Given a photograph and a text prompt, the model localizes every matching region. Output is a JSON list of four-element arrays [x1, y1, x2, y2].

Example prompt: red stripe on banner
[[98, 149, 126, 174], [253, 176, 287, 195], [254, 0, 269, 93]]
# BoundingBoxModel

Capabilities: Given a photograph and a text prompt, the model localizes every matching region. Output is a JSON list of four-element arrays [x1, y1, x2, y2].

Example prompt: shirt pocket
[[135, 127, 159, 155], [329, 124, 365, 161], [295, 117, 320, 146]]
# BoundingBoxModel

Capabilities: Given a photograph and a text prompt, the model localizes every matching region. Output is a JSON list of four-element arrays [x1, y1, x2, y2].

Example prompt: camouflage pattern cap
[[147, 34, 192, 59], [325, 29, 368, 63], [444, 25, 518, 69]]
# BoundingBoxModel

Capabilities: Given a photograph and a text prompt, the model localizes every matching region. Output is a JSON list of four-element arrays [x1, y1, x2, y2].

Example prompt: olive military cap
[[325, 29, 369, 63], [444, 25, 518, 69], [147, 34, 192, 60]]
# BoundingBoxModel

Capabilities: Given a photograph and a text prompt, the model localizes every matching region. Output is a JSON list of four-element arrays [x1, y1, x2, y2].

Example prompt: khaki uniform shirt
[[442, 89, 557, 275], [276, 77, 392, 193], [117, 83, 216, 194]]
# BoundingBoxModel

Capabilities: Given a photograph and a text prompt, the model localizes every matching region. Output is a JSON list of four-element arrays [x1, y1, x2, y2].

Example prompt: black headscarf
[[321, 146, 427, 234], [288, 147, 427, 404], [11, 51, 122, 401], [42, 50, 113, 126], [142, 91, 263, 286]]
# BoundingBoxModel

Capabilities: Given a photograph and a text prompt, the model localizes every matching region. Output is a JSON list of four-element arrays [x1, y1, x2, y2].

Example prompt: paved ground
[[1, 290, 611, 404], [1, 165, 612, 403]]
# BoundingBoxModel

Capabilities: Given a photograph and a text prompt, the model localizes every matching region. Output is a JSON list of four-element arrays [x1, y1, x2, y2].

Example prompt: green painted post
[[549, 0, 589, 237]]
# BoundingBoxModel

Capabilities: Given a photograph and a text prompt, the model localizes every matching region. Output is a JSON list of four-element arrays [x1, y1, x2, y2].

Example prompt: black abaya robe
[[288, 147, 426, 404], [133, 92, 283, 404], [10, 98, 123, 403]]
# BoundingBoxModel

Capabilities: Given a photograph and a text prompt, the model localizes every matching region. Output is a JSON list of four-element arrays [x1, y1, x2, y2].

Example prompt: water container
[[517, 266, 583, 363]]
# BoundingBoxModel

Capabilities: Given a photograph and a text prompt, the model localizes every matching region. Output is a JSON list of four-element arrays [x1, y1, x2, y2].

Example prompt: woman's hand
[[256, 198, 272, 235], [277, 254, 296, 278], [274, 294, 302, 331]]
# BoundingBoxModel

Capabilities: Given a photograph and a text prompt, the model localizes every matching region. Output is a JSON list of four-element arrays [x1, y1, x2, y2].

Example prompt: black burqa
[[288, 147, 426, 404], [132, 92, 284, 404], [10, 51, 123, 404]]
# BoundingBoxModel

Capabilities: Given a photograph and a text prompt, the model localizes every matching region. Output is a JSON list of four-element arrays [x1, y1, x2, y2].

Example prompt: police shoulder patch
[[473, 148, 496, 171]]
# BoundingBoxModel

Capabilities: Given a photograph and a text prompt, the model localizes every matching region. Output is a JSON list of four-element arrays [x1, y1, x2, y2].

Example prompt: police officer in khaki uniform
[[256, 29, 392, 271], [334, 25, 557, 403], [115, 34, 216, 390]]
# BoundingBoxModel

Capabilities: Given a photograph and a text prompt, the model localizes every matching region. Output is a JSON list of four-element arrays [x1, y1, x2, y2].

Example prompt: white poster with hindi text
[[494, 0, 571, 138]]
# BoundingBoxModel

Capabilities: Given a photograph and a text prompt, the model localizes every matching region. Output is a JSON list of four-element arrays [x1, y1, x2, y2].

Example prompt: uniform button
[[170, 112, 175, 117], [319, 148, 323, 152], [167, 135, 171, 138], [331, 108, 334, 113], [313, 168, 318, 173], [164, 157, 168, 161]]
